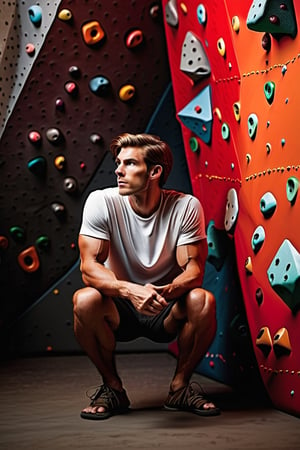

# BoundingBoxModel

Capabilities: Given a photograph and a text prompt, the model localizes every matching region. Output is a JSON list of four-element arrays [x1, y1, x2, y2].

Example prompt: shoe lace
[[86, 384, 115, 403], [185, 382, 208, 406]]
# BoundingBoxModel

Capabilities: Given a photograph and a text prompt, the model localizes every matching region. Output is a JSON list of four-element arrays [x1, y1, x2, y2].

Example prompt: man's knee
[[187, 289, 216, 319], [73, 287, 102, 317]]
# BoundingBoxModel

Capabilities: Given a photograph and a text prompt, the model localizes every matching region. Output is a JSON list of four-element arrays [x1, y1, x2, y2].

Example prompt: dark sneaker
[[80, 384, 130, 420], [164, 382, 220, 416]]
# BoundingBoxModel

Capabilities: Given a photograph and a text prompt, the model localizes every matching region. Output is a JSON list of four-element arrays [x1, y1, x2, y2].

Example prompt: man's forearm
[[81, 263, 132, 299], [155, 264, 203, 300]]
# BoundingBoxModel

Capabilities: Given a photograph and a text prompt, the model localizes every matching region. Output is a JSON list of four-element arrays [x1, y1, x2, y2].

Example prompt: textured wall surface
[[163, 0, 300, 416]]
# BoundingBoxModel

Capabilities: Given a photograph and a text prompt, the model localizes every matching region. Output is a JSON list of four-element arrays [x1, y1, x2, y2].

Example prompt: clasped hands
[[129, 282, 169, 316]]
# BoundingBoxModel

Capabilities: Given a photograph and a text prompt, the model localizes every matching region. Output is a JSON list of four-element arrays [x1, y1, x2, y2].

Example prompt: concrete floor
[[0, 352, 299, 450]]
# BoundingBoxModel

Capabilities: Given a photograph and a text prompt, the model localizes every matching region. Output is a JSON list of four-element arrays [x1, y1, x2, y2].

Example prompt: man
[[73, 133, 220, 420]]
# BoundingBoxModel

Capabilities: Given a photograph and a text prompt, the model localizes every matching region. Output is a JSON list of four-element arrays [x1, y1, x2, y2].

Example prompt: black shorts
[[113, 297, 178, 343]]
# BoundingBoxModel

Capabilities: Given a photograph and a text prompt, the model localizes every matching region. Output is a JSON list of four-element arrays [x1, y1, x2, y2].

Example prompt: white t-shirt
[[80, 187, 206, 285]]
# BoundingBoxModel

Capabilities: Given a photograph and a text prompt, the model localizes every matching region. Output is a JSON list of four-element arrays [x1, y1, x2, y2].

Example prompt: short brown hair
[[110, 133, 173, 187]]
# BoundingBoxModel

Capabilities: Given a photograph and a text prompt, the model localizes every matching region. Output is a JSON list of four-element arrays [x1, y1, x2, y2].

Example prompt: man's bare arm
[[78, 234, 167, 314], [151, 240, 207, 300]]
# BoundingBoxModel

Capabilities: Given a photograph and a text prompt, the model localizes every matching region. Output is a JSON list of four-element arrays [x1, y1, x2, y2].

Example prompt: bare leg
[[73, 287, 123, 414], [164, 288, 217, 409]]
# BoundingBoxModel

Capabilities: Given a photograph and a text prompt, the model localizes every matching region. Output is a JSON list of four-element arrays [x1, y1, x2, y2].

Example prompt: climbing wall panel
[[0, 0, 170, 332], [163, 0, 300, 416]]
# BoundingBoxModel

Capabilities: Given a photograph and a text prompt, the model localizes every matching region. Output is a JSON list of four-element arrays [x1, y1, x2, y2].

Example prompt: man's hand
[[128, 283, 168, 316]]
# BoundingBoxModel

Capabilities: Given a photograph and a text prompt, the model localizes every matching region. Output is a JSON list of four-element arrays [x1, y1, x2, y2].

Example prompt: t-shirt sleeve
[[79, 190, 110, 240], [177, 196, 206, 246]]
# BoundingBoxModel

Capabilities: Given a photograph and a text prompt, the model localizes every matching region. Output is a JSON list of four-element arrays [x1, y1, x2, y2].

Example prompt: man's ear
[[150, 165, 162, 179]]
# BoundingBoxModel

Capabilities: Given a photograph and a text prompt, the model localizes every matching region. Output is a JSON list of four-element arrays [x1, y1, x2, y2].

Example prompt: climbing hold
[[255, 287, 264, 305], [25, 43, 35, 56], [217, 38, 226, 57], [27, 156, 47, 177], [46, 128, 63, 145], [125, 29, 144, 49], [286, 177, 298, 205], [206, 220, 230, 271], [0, 236, 9, 249], [63, 177, 78, 193], [246, 0, 297, 38], [28, 5, 42, 26], [256, 327, 272, 356], [233, 102, 241, 122], [261, 33, 271, 52], [18, 246, 40, 273], [232, 16, 240, 32], [90, 133, 102, 144], [214, 107, 222, 121], [282, 65, 287, 75], [266, 142, 271, 154], [267, 239, 300, 313], [221, 123, 230, 141], [178, 85, 212, 144], [89, 76, 111, 96], [264, 81, 275, 104], [35, 236, 50, 251], [82, 21, 106, 46], [224, 188, 239, 233], [197, 4, 206, 25], [180, 2, 188, 15], [64, 81, 78, 96], [9, 226, 26, 243], [119, 84, 136, 102], [55, 98, 65, 111], [54, 155, 66, 171], [149, 4, 160, 18], [180, 31, 210, 82], [260, 192, 277, 218], [251, 225, 265, 253], [248, 113, 258, 140], [273, 328, 292, 356], [189, 137, 199, 152], [28, 130, 41, 145], [165, 0, 178, 27], [245, 256, 253, 274], [246, 153, 251, 164], [51, 202, 66, 218], [68, 65, 81, 78], [58, 9, 72, 21]]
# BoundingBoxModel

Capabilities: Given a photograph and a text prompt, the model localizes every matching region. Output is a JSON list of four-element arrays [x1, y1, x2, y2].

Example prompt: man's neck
[[128, 188, 162, 218]]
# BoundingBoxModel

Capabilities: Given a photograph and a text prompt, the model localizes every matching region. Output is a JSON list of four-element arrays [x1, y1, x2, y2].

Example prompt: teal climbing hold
[[286, 177, 298, 205], [197, 4, 207, 25], [221, 123, 230, 141], [267, 239, 300, 313], [260, 192, 277, 218], [28, 5, 42, 26], [178, 85, 212, 144], [248, 113, 258, 140], [251, 225, 265, 253], [27, 156, 47, 176], [246, 0, 297, 38], [89, 76, 111, 96], [206, 220, 230, 271], [264, 81, 275, 104]]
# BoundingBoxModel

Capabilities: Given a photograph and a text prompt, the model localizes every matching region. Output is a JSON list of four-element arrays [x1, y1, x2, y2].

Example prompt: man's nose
[[115, 164, 124, 176]]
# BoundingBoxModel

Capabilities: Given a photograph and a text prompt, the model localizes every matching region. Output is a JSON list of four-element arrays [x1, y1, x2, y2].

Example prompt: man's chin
[[118, 187, 130, 196]]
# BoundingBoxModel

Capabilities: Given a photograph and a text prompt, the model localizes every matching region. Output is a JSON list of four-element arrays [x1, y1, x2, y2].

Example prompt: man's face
[[114, 146, 150, 195]]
